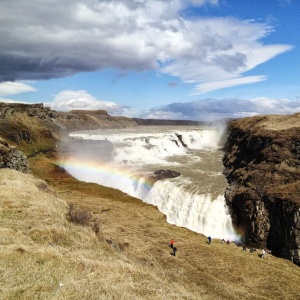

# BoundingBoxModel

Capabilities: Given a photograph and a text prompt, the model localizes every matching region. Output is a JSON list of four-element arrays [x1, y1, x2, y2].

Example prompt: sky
[[0, 0, 299, 121]]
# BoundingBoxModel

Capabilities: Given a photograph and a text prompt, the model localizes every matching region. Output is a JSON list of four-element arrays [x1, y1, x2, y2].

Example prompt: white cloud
[[159, 17, 293, 88], [0, 0, 292, 94], [47, 94, 300, 120], [142, 110, 186, 120], [0, 81, 37, 96], [248, 97, 300, 114], [144, 97, 300, 121], [51, 90, 126, 115], [190, 76, 267, 94], [244, 44, 292, 71]]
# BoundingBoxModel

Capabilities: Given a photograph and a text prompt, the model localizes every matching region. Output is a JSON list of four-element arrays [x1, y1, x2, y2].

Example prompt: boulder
[[147, 169, 180, 185]]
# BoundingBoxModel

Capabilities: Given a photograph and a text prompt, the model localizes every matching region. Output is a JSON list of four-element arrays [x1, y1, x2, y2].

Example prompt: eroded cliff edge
[[223, 114, 300, 265]]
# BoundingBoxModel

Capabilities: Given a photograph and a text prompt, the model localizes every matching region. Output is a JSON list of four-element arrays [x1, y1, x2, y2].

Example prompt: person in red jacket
[[170, 239, 175, 248]]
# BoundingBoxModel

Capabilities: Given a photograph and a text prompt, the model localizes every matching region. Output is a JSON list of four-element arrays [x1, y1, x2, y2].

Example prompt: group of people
[[221, 238, 230, 244], [170, 236, 268, 260], [242, 244, 267, 258], [211, 236, 268, 259]]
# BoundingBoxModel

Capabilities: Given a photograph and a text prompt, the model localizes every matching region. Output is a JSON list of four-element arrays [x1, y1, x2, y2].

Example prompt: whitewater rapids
[[62, 126, 239, 241]]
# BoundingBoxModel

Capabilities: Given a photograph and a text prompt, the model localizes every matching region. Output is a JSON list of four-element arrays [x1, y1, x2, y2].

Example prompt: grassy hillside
[[1, 155, 299, 299]]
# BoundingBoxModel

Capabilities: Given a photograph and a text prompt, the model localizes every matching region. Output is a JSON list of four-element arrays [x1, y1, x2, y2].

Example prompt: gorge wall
[[223, 114, 300, 265], [1, 102, 300, 265]]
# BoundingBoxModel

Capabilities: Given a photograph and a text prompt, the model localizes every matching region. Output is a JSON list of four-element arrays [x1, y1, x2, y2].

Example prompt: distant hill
[[133, 118, 205, 126]]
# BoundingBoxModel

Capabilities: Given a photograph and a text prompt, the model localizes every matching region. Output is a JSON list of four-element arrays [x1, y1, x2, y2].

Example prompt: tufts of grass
[[68, 202, 92, 226]]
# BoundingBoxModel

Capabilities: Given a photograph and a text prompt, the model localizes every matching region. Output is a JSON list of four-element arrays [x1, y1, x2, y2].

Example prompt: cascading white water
[[145, 179, 236, 240], [63, 126, 239, 241], [69, 127, 222, 166]]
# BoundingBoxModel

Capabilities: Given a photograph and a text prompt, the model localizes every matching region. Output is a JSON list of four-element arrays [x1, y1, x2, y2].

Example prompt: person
[[173, 246, 177, 256], [170, 239, 175, 248], [207, 236, 212, 244], [261, 249, 266, 259]]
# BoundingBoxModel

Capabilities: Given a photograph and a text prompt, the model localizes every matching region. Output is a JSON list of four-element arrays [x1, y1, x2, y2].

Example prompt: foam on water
[[69, 127, 221, 166]]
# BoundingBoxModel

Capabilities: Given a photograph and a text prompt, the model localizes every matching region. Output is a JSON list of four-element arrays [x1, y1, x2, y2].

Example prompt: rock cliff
[[223, 114, 300, 266], [0, 103, 138, 156]]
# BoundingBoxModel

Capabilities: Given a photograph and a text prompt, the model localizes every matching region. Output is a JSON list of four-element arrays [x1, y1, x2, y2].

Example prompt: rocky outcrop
[[147, 169, 180, 185], [223, 114, 300, 265], [0, 137, 30, 173], [0, 103, 138, 156]]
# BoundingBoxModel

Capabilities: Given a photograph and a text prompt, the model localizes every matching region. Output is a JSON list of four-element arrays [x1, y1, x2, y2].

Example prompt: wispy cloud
[[0, 0, 292, 94], [190, 76, 267, 94], [0, 81, 36, 96]]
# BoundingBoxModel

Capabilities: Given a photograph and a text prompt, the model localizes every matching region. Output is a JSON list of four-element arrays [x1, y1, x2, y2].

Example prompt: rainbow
[[57, 156, 155, 194]]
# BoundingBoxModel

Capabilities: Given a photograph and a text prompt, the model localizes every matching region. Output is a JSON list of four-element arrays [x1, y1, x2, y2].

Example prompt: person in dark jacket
[[173, 246, 177, 256]]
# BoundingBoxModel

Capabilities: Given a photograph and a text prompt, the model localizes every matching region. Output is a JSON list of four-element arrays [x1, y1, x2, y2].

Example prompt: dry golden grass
[[234, 113, 300, 132], [259, 114, 300, 131], [1, 159, 300, 299], [0, 110, 58, 156]]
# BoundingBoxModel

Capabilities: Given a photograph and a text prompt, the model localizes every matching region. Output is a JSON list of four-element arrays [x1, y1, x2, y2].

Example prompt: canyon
[[1, 103, 299, 265]]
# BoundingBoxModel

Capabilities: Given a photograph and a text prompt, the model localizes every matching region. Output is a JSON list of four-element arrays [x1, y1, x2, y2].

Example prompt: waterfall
[[62, 126, 239, 241], [143, 179, 237, 240]]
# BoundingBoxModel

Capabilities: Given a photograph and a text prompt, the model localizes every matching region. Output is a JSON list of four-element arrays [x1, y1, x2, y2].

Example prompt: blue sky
[[0, 0, 299, 121]]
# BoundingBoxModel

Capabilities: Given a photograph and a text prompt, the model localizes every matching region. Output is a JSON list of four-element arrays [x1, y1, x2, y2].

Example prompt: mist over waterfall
[[61, 126, 239, 241]]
